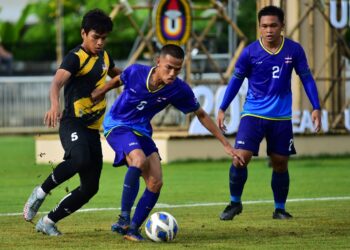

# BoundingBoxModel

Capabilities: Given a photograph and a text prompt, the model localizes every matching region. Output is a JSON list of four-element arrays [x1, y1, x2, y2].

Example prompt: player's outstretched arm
[[194, 107, 245, 165], [44, 69, 71, 128], [91, 75, 122, 103], [108, 66, 122, 78]]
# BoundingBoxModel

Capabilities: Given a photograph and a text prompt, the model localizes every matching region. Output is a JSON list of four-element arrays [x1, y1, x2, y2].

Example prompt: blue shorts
[[235, 116, 296, 156], [106, 126, 159, 167]]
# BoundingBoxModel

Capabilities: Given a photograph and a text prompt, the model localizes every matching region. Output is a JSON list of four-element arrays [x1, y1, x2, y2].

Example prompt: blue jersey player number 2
[[218, 6, 322, 221]]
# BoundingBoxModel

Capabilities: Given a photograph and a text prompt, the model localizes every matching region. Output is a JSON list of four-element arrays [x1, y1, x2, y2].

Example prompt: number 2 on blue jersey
[[272, 66, 280, 79]]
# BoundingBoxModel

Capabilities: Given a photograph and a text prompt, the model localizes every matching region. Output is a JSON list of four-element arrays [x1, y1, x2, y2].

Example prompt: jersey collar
[[79, 45, 99, 58], [146, 67, 166, 93], [259, 36, 284, 55]]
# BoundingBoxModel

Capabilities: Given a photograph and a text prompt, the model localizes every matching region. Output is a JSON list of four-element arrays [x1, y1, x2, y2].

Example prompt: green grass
[[0, 136, 349, 249]]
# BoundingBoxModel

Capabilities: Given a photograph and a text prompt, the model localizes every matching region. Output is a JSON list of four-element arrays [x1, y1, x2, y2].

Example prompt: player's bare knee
[[233, 154, 250, 168], [271, 160, 288, 172], [130, 156, 147, 169], [273, 165, 288, 173], [270, 154, 288, 172], [233, 158, 248, 168], [147, 179, 163, 193]]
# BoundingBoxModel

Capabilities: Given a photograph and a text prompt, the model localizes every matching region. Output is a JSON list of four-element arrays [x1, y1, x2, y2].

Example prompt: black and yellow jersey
[[60, 45, 115, 130]]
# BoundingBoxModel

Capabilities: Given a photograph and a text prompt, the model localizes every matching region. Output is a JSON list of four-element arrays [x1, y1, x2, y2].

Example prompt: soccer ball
[[145, 211, 178, 242]]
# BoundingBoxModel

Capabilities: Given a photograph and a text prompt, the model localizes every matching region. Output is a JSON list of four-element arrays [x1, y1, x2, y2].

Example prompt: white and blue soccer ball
[[145, 211, 178, 242]]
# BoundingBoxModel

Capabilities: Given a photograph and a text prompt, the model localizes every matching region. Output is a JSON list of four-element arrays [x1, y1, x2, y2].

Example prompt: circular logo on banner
[[154, 0, 192, 45]]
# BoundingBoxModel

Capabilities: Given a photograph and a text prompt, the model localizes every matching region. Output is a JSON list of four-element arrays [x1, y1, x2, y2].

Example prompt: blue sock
[[229, 164, 247, 203], [130, 188, 160, 230], [271, 170, 289, 210], [121, 166, 141, 220]]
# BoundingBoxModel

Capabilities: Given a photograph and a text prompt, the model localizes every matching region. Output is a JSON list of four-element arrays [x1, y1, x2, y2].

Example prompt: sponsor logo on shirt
[[130, 88, 137, 93], [237, 140, 245, 145], [129, 142, 138, 146]]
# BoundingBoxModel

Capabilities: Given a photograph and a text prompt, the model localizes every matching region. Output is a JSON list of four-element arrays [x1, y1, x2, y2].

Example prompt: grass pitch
[[0, 136, 349, 249]]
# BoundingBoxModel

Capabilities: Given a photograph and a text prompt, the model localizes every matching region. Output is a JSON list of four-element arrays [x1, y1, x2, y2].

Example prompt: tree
[[0, 0, 257, 61], [0, 0, 147, 61]]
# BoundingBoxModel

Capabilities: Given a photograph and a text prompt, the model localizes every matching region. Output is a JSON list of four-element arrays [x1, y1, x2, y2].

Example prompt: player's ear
[[81, 29, 86, 39], [281, 22, 285, 30]]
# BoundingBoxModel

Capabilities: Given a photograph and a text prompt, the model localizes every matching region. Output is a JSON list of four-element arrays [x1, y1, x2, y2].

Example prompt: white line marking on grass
[[2, 196, 350, 217]]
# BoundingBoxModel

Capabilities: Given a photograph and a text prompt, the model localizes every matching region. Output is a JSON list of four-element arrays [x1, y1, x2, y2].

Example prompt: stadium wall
[[35, 133, 350, 164]]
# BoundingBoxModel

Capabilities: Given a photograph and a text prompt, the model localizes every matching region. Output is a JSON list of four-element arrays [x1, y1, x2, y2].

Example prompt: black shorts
[[59, 117, 102, 169]]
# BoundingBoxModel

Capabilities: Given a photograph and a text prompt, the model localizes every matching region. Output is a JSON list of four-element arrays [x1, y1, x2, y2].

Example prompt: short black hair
[[81, 9, 113, 34], [160, 44, 185, 60], [258, 5, 284, 24]]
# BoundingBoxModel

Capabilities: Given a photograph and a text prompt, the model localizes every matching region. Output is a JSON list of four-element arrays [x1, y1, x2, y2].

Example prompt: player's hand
[[91, 87, 106, 104], [232, 148, 245, 166], [44, 105, 61, 128], [311, 109, 322, 133], [217, 109, 226, 132], [224, 145, 245, 166]]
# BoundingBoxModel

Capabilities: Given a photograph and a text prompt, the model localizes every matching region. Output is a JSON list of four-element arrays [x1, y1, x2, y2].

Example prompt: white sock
[[43, 215, 55, 225], [36, 187, 47, 199]]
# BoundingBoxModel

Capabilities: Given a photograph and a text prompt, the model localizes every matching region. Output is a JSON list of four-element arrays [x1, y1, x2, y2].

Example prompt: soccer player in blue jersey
[[217, 5, 322, 220], [23, 9, 121, 235], [91, 44, 244, 241]]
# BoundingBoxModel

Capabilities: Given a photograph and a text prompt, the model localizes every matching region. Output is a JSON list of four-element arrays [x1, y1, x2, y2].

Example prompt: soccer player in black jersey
[[23, 9, 121, 236]]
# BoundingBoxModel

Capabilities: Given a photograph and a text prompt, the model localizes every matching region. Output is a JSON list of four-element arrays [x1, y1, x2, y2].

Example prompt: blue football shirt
[[236, 37, 312, 119], [103, 64, 200, 137]]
